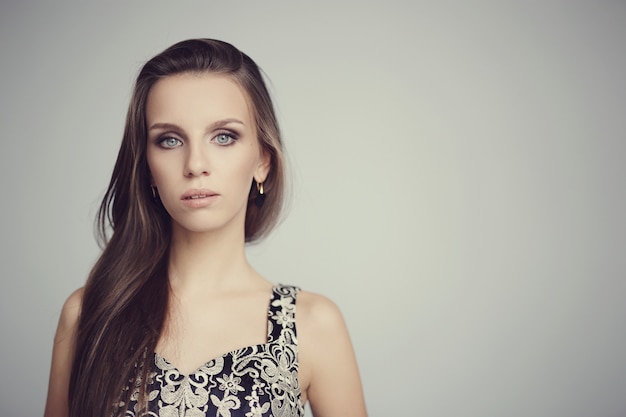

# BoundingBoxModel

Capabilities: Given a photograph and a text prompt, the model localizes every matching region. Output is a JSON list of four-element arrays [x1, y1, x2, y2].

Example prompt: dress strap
[[267, 284, 300, 344]]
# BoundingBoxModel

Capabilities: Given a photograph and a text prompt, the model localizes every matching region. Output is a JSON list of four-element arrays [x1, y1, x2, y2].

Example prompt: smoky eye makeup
[[147, 119, 246, 148], [157, 135, 183, 148], [212, 130, 240, 146]]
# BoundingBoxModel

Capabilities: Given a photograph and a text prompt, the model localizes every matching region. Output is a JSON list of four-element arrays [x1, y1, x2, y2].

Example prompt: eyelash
[[157, 136, 183, 148], [155, 130, 239, 149], [213, 131, 239, 146]]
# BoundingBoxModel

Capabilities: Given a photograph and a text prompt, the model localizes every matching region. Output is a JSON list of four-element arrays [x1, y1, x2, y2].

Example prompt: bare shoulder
[[55, 287, 84, 342], [63, 287, 84, 313], [296, 290, 368, 416], [44, 287, 84, 417], [296, 290, 346, 331]]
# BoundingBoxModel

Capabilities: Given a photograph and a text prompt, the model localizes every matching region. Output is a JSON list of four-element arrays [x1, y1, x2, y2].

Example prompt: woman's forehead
[[146, 73, 254, 126]]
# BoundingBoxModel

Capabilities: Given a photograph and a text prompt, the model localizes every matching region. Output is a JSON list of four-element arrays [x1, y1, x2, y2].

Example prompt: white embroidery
[[123, 285, 303, 417]]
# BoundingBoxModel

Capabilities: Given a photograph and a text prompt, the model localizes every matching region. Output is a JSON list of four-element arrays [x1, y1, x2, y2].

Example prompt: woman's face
[[145, 72, 269, 236]]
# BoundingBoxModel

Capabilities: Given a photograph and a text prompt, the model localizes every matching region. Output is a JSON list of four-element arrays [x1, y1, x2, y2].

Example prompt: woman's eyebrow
[[148, 118, 245, 132]]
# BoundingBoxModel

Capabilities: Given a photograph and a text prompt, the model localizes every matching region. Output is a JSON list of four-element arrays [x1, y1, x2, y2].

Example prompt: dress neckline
[[154, 341, 271, 378], [153, 284, 295, 378]]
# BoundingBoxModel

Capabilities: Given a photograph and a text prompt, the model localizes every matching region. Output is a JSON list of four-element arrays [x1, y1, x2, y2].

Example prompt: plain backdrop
[[1, 2, 625, 416]]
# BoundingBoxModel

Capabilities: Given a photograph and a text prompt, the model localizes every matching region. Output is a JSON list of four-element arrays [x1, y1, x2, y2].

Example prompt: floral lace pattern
[[123, 285, 304, 417]]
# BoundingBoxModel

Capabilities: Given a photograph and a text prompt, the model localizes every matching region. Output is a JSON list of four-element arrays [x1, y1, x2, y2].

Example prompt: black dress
[[122, 285, 305, 417]]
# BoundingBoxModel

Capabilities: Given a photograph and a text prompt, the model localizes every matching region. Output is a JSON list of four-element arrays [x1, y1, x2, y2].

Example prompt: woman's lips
[[181, 189, 219, 208]]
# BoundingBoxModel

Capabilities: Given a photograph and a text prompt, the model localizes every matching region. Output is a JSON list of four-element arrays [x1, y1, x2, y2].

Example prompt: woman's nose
[[184, 142, 210, 177]]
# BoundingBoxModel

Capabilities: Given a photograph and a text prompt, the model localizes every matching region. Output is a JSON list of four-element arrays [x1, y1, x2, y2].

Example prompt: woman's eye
[[214, 133, 236, 146], [159, 137, 182, 148]]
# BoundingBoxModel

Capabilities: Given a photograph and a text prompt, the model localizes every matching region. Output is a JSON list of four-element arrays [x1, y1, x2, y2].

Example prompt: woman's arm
[[43, 288, 83, 417], [298, 292, 367, 417]]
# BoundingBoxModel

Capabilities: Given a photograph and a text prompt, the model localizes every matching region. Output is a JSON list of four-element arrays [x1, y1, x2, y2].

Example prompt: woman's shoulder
[[63, 287, 84, 308], [292, 289, 368, 415], [44, 287, 85, 417], [62, 287, 84, 315], [55, 287, 84, 341], [294, 289, 347, 336]]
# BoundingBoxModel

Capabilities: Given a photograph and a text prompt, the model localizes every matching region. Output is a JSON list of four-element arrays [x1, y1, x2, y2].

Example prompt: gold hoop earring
[[151, 185, 158, 199], [255, 181, 266, 207]]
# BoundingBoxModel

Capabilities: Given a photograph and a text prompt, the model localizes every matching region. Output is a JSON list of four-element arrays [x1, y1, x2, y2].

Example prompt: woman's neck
[[166, 224, 259, 295]]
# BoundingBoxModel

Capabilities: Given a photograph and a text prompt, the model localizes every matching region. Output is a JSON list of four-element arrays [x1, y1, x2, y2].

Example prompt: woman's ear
[[254, 150, 271, 183]]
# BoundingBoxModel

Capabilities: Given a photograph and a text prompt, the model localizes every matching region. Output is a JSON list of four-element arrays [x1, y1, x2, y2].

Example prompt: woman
[[44, 39, 367, 417]]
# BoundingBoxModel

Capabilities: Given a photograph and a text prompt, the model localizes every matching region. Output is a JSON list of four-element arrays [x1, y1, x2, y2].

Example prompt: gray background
[[1, 1, 625, 416]]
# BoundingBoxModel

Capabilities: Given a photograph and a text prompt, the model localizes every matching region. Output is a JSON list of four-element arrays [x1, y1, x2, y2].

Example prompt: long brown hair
[[69, 39, 286, 417]]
